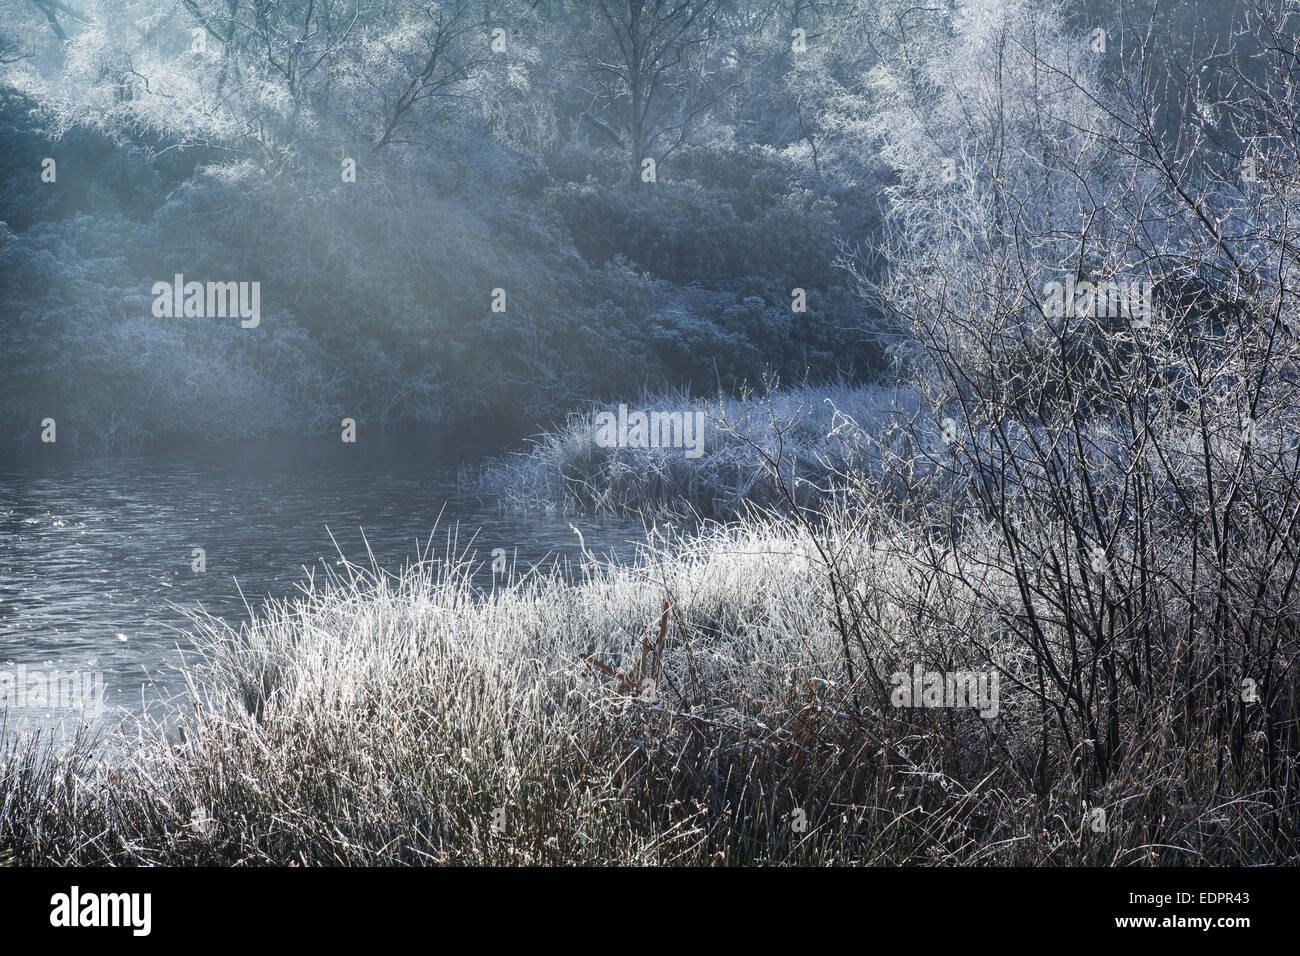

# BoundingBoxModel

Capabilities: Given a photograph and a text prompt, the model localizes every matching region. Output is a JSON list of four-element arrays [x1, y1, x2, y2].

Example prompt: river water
[[0, 431, 646, 740]]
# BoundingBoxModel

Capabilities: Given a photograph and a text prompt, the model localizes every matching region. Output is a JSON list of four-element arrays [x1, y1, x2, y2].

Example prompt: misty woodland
[[2, 0, 1299, 866]]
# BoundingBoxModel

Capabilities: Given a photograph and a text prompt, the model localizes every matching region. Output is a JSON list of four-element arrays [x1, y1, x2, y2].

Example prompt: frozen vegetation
[[4, 452, 1297, 864], [465, 383, 931, 520], [4, 0, 1300, 866]]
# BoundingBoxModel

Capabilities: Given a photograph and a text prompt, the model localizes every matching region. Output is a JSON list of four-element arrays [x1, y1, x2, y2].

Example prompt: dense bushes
[[0, 0, 896, 452], [0, 203, 334, 447], [547, 142, 876, 386], [0, 88, 873, 451], [551, 146, 839, 287]]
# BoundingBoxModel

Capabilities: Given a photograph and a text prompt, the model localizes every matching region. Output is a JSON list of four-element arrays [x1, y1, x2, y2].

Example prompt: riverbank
[[0, 431, 649, 740], [3, 492, 1294, 865], [465, 383, 933, 520]]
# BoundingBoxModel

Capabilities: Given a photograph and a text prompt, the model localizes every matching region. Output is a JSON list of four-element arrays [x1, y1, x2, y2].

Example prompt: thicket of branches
[[832, 0, 1300, 823]]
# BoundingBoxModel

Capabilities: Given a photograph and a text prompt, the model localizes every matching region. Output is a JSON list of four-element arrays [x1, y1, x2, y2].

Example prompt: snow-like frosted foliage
[[844, 3, 1150, 363]]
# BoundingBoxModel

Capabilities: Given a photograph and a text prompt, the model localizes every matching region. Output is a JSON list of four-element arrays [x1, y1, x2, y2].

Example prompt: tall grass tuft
[[464, 382, 930, 521]]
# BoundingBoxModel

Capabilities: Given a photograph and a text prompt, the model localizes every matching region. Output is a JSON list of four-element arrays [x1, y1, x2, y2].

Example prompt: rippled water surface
[[0, 432, 645, 738]]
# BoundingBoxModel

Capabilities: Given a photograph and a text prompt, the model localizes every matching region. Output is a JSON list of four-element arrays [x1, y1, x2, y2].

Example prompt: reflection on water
[[0, 431, 646, 739]]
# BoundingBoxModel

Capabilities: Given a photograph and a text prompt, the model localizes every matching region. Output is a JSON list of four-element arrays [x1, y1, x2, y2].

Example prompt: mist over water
[[0, 433, 646, 736]]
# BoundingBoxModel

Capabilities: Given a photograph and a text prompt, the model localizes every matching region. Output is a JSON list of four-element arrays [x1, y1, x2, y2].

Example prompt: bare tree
[[29, 0, 85, 42], [368, 0, 490, 150], [581, 0, 721, 186]]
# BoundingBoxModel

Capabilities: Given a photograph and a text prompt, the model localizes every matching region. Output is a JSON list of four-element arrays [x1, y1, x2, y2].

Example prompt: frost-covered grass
[[465, 383, 935, 520], [2, 499, 1295, 865], [6, 373, 1299, 865]]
